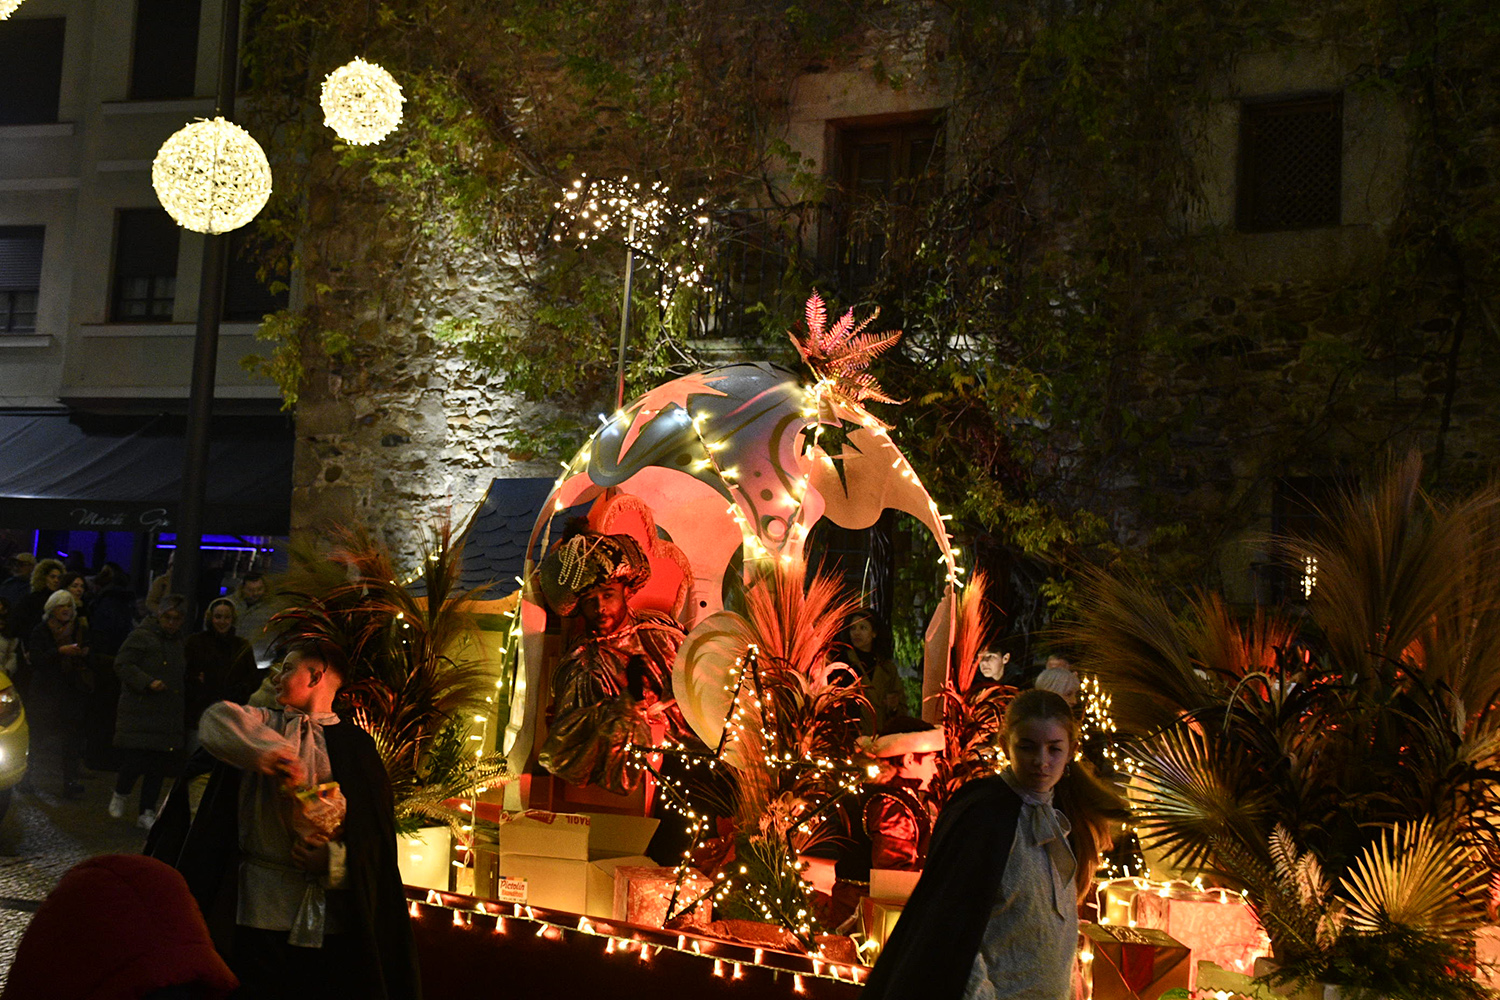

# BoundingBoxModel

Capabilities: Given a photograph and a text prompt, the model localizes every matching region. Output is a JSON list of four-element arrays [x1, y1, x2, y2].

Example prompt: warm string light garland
[[405, 889, 867, 992], [151, 117, 273, 234], [320, 57, 405, 145]]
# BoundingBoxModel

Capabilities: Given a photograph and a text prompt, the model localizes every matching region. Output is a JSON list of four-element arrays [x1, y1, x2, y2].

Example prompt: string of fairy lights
[[405, 888, 869, 992]]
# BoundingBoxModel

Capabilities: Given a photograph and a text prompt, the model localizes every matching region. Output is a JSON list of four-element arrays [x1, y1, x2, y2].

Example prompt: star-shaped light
[[788, 292, 903, 405]]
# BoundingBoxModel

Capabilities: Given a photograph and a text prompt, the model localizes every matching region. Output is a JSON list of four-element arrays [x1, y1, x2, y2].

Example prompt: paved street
[[0, 760, 154, 988]]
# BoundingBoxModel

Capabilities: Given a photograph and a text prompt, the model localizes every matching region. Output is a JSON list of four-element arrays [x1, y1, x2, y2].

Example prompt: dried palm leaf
[[1340, 818, 1488, 940]]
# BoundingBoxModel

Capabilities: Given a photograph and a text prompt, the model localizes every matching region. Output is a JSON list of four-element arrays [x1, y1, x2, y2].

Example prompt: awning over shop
[[0, 411, 294, 534]]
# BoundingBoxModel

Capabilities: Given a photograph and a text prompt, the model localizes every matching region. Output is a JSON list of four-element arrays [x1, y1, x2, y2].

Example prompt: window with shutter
[[0, 226, 44, 334], [827, 116, 944, 290]]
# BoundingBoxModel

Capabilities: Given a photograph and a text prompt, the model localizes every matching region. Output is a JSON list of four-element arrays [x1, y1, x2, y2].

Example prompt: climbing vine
[[235, 0, 1500, 616]]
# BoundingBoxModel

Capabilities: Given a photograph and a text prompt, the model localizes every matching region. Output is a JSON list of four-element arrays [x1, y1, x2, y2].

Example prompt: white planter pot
[[397, 824, 452, 891]]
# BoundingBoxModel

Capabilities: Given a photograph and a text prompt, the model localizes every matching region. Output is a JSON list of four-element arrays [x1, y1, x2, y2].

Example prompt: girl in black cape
[[861, 689, 1128, 1000]]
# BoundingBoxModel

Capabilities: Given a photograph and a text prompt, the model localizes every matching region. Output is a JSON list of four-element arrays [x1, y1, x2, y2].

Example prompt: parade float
[[392, 301, 1500, 1000]]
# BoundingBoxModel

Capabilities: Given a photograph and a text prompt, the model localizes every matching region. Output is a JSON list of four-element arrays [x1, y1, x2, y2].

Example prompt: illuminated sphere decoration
[[151, 117, 272, 235], [0, 0, 27, 19], [320, 57, 404, 145]]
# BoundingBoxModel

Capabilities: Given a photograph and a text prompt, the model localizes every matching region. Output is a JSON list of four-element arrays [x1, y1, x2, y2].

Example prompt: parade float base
[[408, 887, 866, 1000]]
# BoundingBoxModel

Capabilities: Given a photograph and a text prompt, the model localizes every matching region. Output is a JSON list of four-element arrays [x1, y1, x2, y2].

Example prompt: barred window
[[1237, 94, 1342, 232]]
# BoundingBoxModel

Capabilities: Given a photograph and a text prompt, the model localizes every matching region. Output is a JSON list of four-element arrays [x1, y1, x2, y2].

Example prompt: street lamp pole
[[173, 0, 240, 614], [614, 215, 637, 411]]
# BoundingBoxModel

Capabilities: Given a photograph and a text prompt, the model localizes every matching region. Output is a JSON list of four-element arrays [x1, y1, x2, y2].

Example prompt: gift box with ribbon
[[1097, 879, 1271, 982], [1080, 923, 1192, 1000]]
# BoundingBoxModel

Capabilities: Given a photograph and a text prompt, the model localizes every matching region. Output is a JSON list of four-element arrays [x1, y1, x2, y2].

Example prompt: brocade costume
[[864, 779, 937, 871], [538, 608, 687, 794]]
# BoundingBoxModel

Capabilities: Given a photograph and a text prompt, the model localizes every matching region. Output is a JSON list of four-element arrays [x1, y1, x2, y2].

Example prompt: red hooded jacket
[[4, 854, 237, 1000]]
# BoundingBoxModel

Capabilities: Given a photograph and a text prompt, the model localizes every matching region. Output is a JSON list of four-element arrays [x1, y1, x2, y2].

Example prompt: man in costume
[[150, 638, 420, 1000], [536, 529, 690, 794], [864, 717, 946, 871]]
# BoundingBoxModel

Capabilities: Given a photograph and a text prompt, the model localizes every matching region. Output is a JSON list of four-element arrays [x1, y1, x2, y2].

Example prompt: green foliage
[[236, 0, 1500, 623]]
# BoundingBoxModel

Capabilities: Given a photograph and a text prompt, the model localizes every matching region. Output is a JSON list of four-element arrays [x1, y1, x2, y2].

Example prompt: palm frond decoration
[[1339, 818, 1488, 940], [1127, 721, 1274, 877], [951, 569, 995, 696], [271, 518, 507, 837]]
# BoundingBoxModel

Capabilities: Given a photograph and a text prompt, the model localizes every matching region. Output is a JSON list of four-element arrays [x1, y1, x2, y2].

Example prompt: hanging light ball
[[0, 0, 28, 18], [320, 57, 404, 145], [151, 117, 272, 235]]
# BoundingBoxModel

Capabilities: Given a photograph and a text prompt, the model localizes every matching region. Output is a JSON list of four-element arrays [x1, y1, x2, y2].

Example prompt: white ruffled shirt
[[962, 769, 1079, 1000], [199, 702, 348, 946]]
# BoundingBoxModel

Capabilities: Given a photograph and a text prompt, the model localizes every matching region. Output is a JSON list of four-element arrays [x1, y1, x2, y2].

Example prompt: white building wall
[[0, 0, 280, 412]]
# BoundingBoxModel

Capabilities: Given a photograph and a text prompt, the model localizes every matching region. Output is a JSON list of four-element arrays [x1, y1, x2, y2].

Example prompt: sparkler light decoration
[[552, 174, 711, 309], [151, 117, 273, 234]]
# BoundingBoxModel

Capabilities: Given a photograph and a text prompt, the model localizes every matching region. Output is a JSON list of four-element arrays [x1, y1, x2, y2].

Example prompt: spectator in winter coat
[[28, 590, 92, 798], [12, 558, 64, 666], [183, 598, 258, 742], [111, 595, 188, 830], [85, 563, 136, 769], [2, 853, 237, 1000], [0, 552, 34, 631]]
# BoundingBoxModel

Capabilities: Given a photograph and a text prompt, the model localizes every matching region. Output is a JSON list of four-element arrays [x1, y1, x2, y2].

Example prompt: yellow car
[[0, 671, 28, 820]]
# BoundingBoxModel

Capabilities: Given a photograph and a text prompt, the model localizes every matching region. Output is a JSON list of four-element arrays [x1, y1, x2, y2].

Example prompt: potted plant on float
[[271, 520, 509, 890], [1060, 455, 1500, 1000], [660, 562, 869, 952]]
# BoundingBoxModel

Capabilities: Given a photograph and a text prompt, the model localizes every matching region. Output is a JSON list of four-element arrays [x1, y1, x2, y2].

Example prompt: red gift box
[[1080, 923, 1191, 1000], [611, 865, 712, 928]]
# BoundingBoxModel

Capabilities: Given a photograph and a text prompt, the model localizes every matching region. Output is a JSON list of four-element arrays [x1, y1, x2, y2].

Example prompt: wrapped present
[[610, 866, 713, 928], [857, 897, 905, 961], [1098, 879, 1142, 927], [1476, 925, 1500, 991], [1081, 923, 1191, 1000], [1132, 886, 1271, 979]]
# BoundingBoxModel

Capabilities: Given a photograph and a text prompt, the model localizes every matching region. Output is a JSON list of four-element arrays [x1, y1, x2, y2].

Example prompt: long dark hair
[[1004, 688, 1129, 898]]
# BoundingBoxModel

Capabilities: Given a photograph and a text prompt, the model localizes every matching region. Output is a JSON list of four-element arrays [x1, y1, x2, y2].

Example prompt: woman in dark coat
[[28, 589, 92, 798], [861, 689, 1128, 1000], [110, 595, 188, 829], [182, 598, 258, 740]]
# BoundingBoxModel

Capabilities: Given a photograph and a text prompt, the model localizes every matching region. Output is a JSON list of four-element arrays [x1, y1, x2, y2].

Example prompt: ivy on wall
[[236, 0, 1500, 616]]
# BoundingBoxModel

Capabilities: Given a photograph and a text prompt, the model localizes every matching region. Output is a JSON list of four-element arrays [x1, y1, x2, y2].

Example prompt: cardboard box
[[495, 853, 589, 912], [472, 810, 661, 916], [869, 868, 920, 903], [610, 865, 713, 927], [494, 810, 593, 860], [1080, 923, 1191, 1000]]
